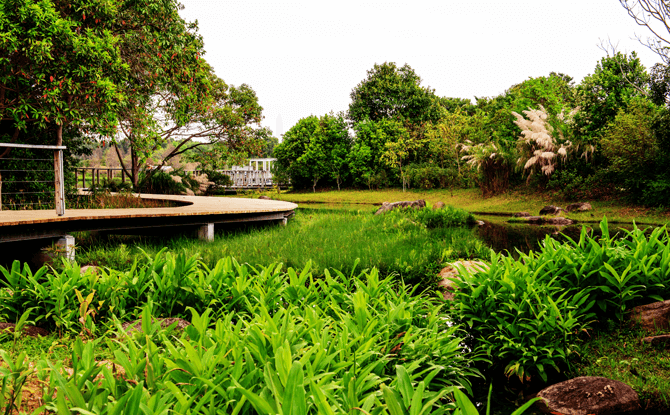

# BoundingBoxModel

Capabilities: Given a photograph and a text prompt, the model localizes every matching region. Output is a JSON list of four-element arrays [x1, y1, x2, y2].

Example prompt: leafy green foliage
[[601, 98, 662, 203], [387, 206, 475, 228], [348, 62, 444, 126], [449, 218, 670, 383], [273, 113, 351, 191], [0, 253, 483, 413], [574, 52, 650, 144]]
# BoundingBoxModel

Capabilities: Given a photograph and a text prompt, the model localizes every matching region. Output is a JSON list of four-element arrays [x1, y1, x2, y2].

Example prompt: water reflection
[[475, 218, 638, 257]]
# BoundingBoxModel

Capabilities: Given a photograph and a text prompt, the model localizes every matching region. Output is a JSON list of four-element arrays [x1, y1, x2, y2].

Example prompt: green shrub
[[0, 253, 483, 413], [137, 170, 188, 194], [388, 206, 475, 228], [449, 218, 670, 383]]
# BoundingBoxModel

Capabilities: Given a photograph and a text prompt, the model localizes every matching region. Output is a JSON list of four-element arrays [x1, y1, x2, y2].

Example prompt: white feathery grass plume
[[513, 105, 576, 178]]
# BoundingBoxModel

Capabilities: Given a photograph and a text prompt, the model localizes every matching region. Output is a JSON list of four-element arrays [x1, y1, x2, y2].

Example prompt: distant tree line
[[273, 54, 670, 206]]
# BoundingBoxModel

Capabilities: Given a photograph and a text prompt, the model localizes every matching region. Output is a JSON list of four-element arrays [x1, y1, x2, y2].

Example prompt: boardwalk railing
[[0, 143, 66, 216], [75, 167, 279, 190]]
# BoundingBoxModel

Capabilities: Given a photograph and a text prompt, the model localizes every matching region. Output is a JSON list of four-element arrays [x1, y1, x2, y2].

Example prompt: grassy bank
[[253, 188, 670, 225], [75, 206, 488, 288]]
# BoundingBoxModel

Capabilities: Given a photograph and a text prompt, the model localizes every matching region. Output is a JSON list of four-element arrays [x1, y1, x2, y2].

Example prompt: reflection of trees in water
[[474, 222, 616, 257]]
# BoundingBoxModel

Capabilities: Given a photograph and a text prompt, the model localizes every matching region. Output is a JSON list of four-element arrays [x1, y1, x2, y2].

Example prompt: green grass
[[74, 206, 489, 288], [569, 327, 670, 412], [251, 188, 670, 225]]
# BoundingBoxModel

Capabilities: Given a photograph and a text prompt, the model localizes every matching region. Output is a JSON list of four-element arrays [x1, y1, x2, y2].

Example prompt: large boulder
[[438, 260, 489, 300], [539, 205, 564, 215], [374, 200, 426, 215], [628, 299, 670, 332], [565, 202, 593, 212], [536, 376, 641, 415]]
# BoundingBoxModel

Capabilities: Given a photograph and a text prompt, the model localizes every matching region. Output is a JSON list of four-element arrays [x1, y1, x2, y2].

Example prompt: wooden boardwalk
[[0, 195, 298, 242]]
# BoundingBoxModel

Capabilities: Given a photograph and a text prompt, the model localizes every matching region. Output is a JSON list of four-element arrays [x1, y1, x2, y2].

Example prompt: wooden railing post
[[54, 149, 65, 216]]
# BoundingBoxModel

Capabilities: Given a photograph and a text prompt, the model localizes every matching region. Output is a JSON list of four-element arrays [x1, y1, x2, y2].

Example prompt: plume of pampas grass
[[512, 105, 576, 179]]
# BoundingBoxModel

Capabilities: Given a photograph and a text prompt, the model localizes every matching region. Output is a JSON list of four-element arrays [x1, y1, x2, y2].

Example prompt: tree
[[347, 118, 404, 189], [273, 113, 350, 191], [380, 123, 424, 192], [574, 52, 649, 143], [273, 116, 318, 190], [648, 62, 670, 106], [348, 62, 443, 125], [426, 111, 469, 170], [0, 0, 128, 151], [621, 0, 670, 63], [601, 98, 661, 199]]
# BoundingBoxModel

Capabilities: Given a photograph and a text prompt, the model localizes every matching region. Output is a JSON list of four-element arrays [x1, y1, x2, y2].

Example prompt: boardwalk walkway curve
[[0, 195, 298, 245]]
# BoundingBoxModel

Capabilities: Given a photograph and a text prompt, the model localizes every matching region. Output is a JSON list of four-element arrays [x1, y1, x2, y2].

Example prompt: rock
[[258, 195, 272, 200], [374, 200, 426, 215], [536, 376, 641, 415], [628, 299, 670, 332], [514, 216, 574, 226], [513, 211, 531, 217], [565, 202, 593, 212], [121, 318, 191, 335], [539, 205, 564, 215], [80, 265, 99, 275], [438, 261, 489, 301], [475, 220, 485, 226], [432, 201, 446, 210], [641, 334, 670, 347], [0, 323, 49, 337]]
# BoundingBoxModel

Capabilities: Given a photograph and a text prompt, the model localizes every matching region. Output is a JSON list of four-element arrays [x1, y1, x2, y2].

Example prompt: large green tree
[[574, 52, 649, 143], [0, 0, 128, 150], [348, 62, 444, 126], [273, 113, 350, 191]]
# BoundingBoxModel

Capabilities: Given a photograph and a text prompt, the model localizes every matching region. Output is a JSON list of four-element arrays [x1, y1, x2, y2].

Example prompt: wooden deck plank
[[0, 194, 297, 227]]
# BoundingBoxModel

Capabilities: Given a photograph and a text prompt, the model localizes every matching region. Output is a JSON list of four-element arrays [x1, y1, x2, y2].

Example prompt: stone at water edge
[[374, 200, 426, 215], [524, 216, 574, 226], [432, 201, 446, 210], [513, 211, 531, 217], [438, 260, 489, 301], [628, 299, 670, 332], [536, 376, 640, 415], [539, 205, 565, 215], [565, 202, 593, 212]]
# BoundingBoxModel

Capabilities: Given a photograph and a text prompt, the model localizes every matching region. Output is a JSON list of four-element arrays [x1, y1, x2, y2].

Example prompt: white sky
[[178, 0, 662, 138]]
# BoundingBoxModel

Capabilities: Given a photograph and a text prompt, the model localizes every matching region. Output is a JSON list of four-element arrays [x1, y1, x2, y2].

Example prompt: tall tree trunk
[[56, 124, 63, 147]]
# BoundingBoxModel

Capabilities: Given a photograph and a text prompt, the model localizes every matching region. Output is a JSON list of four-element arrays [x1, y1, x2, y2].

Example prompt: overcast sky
[[178, 0, 662, 138]]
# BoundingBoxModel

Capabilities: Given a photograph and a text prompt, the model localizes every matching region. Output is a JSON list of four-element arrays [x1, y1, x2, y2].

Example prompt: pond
[[475, 214, 663, 257], [297, 202, 658, 257]]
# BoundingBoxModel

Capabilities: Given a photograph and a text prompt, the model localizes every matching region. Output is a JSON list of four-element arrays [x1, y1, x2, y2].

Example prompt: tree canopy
[[347, 62, 443, 126]]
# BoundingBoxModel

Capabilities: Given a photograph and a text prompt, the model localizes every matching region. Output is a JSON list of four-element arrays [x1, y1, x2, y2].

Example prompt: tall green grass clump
[[75, 207, 488, 288], [0, 252, 485, 413], [387, 206, 475, 228], [448, 218, 670, 384]]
